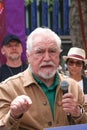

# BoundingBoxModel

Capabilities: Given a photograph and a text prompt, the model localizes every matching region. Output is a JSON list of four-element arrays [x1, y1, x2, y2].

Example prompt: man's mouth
[[41, 65, 53, 68]]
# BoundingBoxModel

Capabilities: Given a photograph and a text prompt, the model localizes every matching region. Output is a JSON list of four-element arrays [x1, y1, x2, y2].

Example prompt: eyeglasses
[[67, 60, 83, 67]]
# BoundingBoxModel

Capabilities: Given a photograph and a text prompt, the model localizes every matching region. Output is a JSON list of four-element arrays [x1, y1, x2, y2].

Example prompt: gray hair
[[26, 27, 62, 53]]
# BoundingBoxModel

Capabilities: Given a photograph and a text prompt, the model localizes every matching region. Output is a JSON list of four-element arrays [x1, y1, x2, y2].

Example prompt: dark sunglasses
[[67, 60, 83, 67]]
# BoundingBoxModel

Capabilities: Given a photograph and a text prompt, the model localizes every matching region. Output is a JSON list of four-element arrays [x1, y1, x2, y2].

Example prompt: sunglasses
[[67, 60, 83, 67]]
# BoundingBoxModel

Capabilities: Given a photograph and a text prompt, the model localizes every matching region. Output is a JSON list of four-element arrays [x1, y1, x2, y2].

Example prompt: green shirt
[[32, 73, 59, 118]]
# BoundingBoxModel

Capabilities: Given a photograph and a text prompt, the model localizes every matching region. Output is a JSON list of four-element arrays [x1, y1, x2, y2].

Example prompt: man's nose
[[12, 46, 16, 49], [43, 52, 51, 60]]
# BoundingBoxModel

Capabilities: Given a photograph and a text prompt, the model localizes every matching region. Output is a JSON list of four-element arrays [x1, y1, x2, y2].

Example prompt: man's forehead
[[32, 43, 58, 51], [32, 32, 55, 43]]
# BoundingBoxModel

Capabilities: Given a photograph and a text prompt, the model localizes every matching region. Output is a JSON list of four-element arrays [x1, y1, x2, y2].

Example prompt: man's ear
[[21, 45, 23, 53], [1, 48, 5, 55], [26, 50, 29, 58], [26, 50, 31, 63], [26, 50, 32, 64]]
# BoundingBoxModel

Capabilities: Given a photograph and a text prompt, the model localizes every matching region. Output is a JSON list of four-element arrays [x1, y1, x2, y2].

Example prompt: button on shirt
[[32, 73, 59, 118]]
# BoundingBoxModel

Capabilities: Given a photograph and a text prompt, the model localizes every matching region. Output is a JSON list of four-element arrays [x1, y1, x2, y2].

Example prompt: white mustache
[[39, 61, 55, 67]]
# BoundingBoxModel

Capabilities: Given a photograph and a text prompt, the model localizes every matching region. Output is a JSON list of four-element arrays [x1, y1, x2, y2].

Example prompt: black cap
[[2, 34, 22, 46]]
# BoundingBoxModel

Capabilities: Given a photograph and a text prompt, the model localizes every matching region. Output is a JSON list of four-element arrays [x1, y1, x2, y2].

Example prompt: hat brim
[[63, 56, 87, 64], [4, 39, 21, 46], [2, 34, 22, 46]]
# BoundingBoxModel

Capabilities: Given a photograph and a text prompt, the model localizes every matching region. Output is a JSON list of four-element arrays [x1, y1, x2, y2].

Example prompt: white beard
[[38, 68, 57, 79]]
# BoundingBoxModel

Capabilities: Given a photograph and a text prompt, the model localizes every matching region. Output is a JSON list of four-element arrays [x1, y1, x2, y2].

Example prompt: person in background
[[84, 70, 87, 78], [58, 65, 64, 74], [0, 28, 87, 130], [0, 34, 28, 82], [63, 47, 87, 111]]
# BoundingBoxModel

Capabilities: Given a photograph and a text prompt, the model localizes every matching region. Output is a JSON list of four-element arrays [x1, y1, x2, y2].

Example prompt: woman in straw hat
[[63, 47, 87, 111]]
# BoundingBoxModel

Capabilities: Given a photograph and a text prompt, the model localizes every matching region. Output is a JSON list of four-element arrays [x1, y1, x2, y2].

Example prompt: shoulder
[[0, 64, 7, 69], [0, 64, 8, 74], [0, 67, 33, 87], [82, 75, 87, 80], [22, 62, 28, 70], [58, 73, 79, 90]]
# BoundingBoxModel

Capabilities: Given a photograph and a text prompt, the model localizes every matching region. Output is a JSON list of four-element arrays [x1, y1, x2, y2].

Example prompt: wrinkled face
[[27, 34, 60, 80], [1, 41, 23, 61], [67, 58, 83, 76]]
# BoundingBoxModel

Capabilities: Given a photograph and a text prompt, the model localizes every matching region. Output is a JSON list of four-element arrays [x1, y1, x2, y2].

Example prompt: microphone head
[[60, 80, 69, 94]]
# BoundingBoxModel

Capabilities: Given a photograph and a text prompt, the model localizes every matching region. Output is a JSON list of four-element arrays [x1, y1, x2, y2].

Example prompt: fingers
[[62, 93, 73, 99], [62, 93, 75, 111], [62, 93, 80, 117], [10, 95, 32, 118]]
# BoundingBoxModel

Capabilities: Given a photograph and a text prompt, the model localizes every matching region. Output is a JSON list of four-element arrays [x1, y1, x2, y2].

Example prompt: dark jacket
[[82, 75, 87, 94]]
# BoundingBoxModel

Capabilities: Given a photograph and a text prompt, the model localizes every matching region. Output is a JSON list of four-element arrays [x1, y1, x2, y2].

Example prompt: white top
[[77, 80, 83, 91]]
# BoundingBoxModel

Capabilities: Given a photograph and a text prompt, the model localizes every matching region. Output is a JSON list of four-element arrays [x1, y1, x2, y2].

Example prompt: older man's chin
[[38, 69, 57, 79]]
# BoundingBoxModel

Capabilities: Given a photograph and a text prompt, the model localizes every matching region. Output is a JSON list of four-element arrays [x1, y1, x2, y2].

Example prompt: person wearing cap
[[0, 28, 87, 130], [0, 34, 28, 82], [63, 47, 87, 112]]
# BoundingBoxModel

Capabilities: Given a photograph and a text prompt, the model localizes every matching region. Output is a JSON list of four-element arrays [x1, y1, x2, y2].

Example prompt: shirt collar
[[32, 73, 59, 90]]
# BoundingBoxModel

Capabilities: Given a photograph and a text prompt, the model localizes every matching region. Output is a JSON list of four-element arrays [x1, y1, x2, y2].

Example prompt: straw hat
[[63, 47, 87, 64]]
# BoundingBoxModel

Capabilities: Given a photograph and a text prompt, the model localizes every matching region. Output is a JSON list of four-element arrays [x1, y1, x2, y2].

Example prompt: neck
[[6, 59, 22, 67], [69, 73, 82, 81], [41, 78, 54, 87]]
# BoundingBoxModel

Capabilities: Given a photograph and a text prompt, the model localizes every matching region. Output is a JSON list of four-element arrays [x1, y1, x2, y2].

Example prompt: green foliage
[[48, 0, 53, 12], [24, 0, 54, 12], [24, 0, 33, 6]]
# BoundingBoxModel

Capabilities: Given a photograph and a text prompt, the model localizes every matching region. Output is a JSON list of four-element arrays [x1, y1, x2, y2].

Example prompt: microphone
[[60, 80, 72, 125], [60, 80, 69, 95]]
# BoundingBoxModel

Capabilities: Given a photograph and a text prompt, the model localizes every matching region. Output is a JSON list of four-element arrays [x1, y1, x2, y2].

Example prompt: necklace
[[7, 65, 23, 76]]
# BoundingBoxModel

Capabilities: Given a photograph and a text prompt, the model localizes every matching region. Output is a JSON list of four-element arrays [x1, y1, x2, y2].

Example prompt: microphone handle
[[67, 113, 72, 125], [62, 89, 68, 95]]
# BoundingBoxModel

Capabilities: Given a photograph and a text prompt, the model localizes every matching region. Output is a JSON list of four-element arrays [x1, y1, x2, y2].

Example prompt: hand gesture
[[10, 95, 32, 119]]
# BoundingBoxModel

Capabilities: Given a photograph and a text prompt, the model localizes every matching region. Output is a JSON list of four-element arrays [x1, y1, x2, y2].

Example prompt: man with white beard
[[0, 27, 87, 130]]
